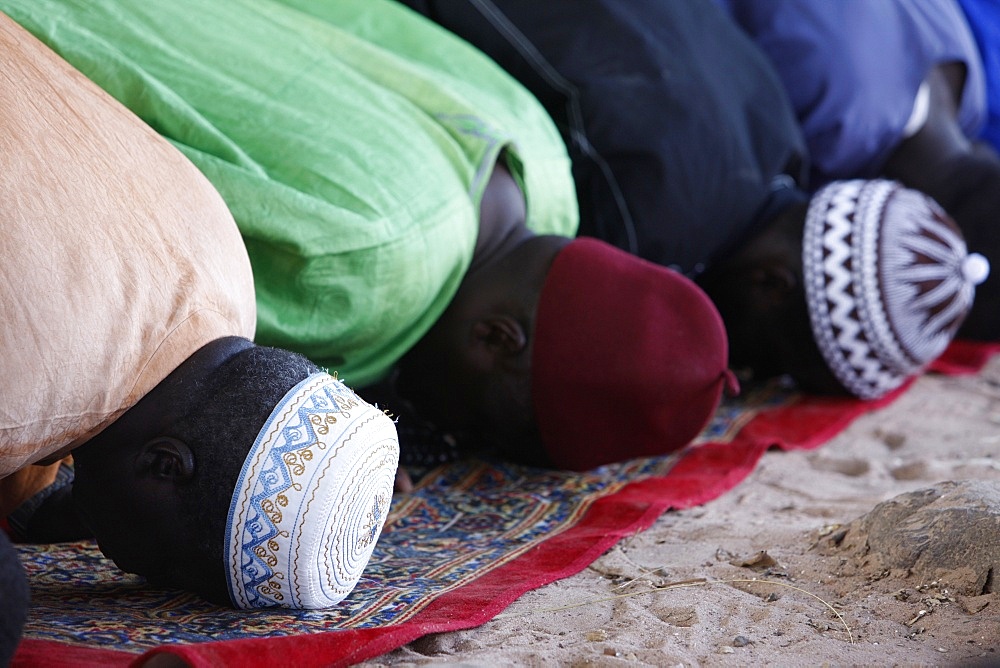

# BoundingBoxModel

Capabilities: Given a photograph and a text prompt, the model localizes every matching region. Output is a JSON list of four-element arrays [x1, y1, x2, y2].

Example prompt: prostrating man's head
[[398, 237, 735, 471], [700, 179, 989, 398], [72, 341, 399, 609]]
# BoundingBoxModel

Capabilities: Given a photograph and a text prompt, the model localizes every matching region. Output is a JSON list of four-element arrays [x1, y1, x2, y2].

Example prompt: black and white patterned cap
[[802, 180, 989, 399]]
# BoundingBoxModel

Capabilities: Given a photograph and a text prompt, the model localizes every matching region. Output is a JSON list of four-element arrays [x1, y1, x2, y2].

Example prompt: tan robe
[[0, 14, 256, 517]]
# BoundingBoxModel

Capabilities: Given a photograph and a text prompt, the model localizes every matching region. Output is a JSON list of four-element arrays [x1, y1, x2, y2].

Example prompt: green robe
[[4, 0, 578, 385]]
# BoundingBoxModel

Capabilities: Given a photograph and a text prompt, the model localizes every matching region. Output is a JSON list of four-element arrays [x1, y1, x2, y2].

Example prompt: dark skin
[[369, 159, 570, 489], [695, 201, 841, 394], [16, 482, 89, 543], [69, 336, 254, 601]]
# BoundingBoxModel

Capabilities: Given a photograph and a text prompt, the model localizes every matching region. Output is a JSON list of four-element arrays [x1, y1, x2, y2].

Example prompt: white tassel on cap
[[963, 253, 990, 286]]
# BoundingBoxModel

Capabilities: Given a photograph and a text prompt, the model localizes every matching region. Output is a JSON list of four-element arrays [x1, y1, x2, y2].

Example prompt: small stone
[[720, 646, 735, 654], [733, 635, 751, 647], [881, 431, 907, 450], [957, 594, 993, 614], [730, 551, 779, 570], [890, 461, 927, 481]]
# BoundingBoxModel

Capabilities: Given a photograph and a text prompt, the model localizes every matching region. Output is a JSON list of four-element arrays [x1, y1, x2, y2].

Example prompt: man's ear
[[139, 437, 196, 482], [470, 315, 527, 357]]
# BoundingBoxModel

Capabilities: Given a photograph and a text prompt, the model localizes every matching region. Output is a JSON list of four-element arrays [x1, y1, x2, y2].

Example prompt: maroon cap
[[532, 238, 736, 471]]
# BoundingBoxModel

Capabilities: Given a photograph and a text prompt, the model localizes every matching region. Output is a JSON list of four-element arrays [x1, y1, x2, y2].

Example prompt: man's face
[[397, 321, 547, 466], [474, 369, 548, 466], [71, 443, 183, 581]]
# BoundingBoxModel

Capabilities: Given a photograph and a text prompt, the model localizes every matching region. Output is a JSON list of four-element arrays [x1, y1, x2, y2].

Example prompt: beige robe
[[0, 14, 255, 515]]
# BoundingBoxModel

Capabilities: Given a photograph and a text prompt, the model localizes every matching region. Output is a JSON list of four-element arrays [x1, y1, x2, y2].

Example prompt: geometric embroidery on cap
[[225, 373, 398, 609], [804, 180, 896, 398], [881, 188, 975, 363], [802, 180, 972, 400]]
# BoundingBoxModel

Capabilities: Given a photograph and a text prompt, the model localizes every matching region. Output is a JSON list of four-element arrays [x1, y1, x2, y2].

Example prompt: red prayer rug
[[12, 341, 999, 668]]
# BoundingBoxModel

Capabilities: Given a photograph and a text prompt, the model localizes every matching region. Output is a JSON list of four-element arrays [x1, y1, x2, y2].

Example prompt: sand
[[363, 355, 1000, 667]]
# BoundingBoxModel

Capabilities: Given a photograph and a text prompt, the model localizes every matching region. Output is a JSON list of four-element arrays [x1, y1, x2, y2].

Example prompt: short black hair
[[170, 345, 320, 604], [0, 530, 28, 666]]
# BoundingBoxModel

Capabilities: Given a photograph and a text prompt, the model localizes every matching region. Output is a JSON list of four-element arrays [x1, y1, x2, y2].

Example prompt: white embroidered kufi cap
[[225, 372, 399, 609], [802, 179, 989, 399]]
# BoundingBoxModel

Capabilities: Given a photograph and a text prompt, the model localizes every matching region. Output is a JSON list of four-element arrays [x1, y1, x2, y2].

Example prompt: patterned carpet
[[21, 457, 687, 651], [13, 341, 997, 667]]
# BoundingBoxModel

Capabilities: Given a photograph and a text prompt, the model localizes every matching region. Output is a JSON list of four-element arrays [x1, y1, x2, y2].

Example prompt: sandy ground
[[363, 355, 1000, 667]]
